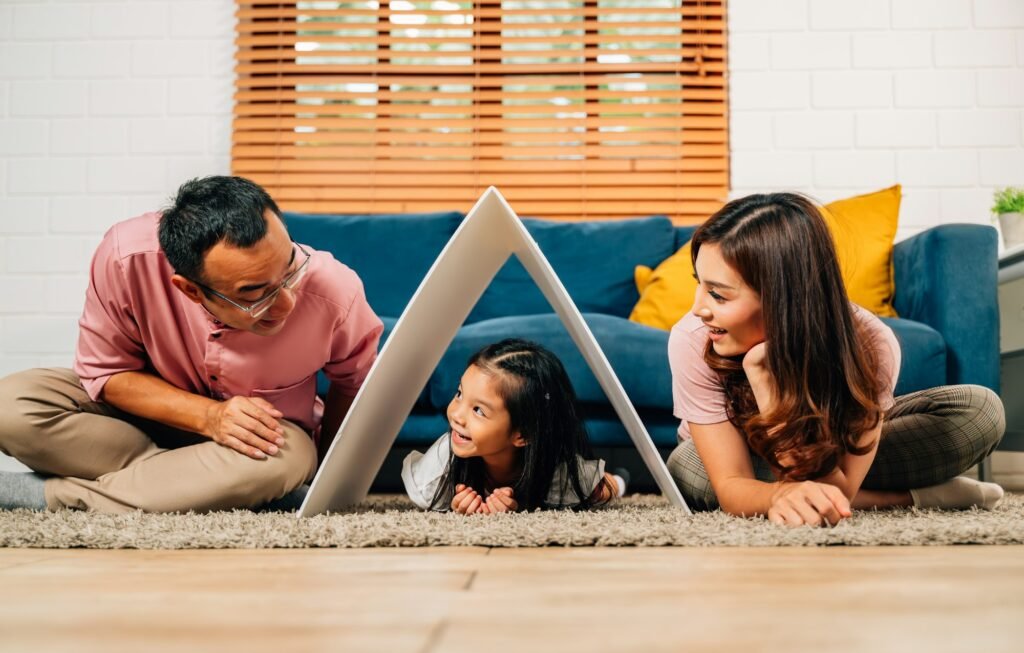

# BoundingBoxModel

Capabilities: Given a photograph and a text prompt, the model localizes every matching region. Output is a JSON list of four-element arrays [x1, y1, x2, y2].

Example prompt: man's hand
[[203, 396, 286, 460], [768, 480, 852, 528]]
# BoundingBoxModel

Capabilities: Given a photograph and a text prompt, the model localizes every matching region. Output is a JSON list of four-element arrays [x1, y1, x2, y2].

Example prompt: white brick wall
[[891, 0, 972, 29], [0, 0, 233, 377], [729, 0, 1024, 241]]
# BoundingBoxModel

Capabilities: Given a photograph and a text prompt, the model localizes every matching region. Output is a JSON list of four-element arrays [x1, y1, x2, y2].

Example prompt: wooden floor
[[0, 546, 1021, 653]]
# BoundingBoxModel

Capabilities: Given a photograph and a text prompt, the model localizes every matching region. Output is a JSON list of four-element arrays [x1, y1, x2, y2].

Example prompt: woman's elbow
[[714, 484, 768, 518]]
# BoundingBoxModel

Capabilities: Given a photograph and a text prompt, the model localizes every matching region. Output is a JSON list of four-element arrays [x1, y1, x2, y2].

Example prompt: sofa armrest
[[892, 224, 1000, 391]]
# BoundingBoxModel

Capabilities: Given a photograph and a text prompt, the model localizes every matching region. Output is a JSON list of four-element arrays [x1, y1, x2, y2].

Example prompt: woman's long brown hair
[[692, 193, 885, 480]]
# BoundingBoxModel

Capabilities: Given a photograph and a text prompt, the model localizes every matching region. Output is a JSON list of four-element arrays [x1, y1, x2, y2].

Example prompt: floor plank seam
[[419, 620, 449, 653], [463, 570, 478, 591]]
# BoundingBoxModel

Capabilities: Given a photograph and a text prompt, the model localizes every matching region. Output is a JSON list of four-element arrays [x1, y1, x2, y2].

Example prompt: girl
[[402, 339, 626, 514], [668, 193, 1006, 527]]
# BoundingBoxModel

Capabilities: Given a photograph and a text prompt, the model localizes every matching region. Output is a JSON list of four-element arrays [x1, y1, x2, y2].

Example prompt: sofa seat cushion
[[881, 317, 947, 396], [583, 417, 676, 447], [394, 410, 452, 446], [430, 313, 673, 410], [283, 211, 463, 318], [429, 313, 946, 414], [467, 215, 676, 323]]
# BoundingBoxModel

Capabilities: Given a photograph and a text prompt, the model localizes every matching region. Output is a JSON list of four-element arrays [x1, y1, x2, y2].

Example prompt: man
[[0, 176, 383, 512]]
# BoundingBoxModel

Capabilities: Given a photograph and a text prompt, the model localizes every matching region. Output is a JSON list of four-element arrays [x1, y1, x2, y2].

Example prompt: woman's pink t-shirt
[[668, 305, 902, 441]]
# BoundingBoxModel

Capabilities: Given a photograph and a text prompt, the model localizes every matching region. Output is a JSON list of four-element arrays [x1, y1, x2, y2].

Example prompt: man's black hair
[[158, 176, 282, 282]]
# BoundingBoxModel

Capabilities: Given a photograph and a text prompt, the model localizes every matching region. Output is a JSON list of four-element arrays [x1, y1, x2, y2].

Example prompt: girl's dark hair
[[691, 193, 885, 481], [158, 176, 282, 283], [430, 339, 610, 511]]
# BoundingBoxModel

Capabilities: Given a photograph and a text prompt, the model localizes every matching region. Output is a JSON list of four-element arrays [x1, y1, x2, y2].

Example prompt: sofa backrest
[[675, 225, 698, 250], [466, 215, 678, 323], [284, 210, 678, 321], [283, 211, 463, 318]]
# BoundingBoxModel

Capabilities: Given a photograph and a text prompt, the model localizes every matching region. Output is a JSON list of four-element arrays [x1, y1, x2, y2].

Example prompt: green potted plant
[[993, 186, 1024, 249]]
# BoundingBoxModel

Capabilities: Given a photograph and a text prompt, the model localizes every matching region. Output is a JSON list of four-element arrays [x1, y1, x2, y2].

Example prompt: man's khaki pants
[[0, 368, 317, 513]]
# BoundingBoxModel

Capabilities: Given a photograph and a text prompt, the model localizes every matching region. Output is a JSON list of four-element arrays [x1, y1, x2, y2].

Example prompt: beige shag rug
[[2, 494, 1022, 549]]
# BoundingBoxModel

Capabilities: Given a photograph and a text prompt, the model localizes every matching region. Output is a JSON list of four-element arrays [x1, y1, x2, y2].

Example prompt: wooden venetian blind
[[233, 0, 728, 223]]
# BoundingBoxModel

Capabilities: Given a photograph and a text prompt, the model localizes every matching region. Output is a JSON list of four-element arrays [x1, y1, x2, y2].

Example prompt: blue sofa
[[284, 211, 1001, 450]]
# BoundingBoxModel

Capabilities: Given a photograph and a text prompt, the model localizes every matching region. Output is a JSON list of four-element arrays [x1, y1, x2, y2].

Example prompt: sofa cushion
[[578, 409, 681, 447], [466, 215, 676, 323], [430, 313, 674, 410], [675, 225, 697, 250], [394, 410, 453, 446], [629, 241, 697, 331], [823, 185, 902, 318], [283, 211, 463, 318], [881, 317, 947, 396], [428, 313, 946, 418]]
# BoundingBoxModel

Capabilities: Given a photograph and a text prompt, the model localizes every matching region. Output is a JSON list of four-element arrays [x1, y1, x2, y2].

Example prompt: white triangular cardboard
[[299, 187, 689, 516]]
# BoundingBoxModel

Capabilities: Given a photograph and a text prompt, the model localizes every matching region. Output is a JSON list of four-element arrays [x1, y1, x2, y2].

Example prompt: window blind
[[233, 0, 728, 223]]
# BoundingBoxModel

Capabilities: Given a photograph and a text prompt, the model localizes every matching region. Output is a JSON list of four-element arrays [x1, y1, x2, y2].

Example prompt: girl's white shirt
[[402, 432, 606, 510]]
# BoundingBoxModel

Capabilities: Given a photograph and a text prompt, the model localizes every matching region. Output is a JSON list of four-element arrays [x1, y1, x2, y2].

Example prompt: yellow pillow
[[822, 185, 901, 318], [628, 185, 901, 330], [628, 241, 697, 331]]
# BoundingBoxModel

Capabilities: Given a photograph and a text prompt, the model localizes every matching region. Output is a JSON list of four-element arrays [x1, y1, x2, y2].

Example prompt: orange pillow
[[628, 241, 697, 331], [821, 185, 901, 318]]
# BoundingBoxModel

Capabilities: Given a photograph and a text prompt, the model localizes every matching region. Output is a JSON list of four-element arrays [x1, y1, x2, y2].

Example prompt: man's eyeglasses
[[194, 243, 311, 320]]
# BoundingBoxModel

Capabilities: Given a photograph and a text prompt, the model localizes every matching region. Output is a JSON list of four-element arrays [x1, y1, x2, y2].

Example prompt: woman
[[667, 193, 1005, 527]]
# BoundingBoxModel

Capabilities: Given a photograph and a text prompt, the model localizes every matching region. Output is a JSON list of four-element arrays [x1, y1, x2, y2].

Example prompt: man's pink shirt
[[73, 212, 384, 435], [668, 305, 901, 441]]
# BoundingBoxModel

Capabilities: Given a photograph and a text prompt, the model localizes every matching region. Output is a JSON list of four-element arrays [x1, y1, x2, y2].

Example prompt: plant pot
[[999, 212, 1024, 249]]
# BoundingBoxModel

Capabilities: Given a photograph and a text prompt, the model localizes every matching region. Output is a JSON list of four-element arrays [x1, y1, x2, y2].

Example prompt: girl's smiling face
[[447, 364, 526, 459], [692, 243, 766, 357]]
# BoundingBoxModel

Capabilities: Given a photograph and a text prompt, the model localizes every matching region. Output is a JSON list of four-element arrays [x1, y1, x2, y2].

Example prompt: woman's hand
[[768, 481, 852, 527], [741, 342, 777, 414], [742, 341, 768, 372], [485, 487, 518, 513]]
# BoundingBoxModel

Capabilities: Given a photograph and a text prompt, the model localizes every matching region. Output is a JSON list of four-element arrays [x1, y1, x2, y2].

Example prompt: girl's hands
[[451, 484, 483, 514], [768, 481, 852, 527], [485, 487, 518, 513], [450, 484, 517, 515]]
